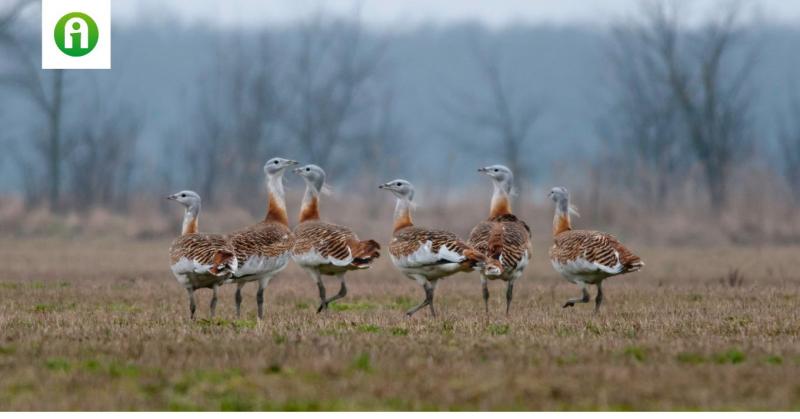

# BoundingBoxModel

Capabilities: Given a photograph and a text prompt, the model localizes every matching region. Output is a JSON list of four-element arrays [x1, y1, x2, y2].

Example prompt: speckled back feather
[[294, 221, 380, 267], [169, 233, 237, 276], [550, 230, 643, 274], [469, 214, 531, 272], [390, 226, 488, 269], [228, 221, 294, 262]]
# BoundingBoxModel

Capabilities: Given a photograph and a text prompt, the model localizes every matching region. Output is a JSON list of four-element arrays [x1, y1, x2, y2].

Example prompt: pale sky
[[112, 0, 800, 29]]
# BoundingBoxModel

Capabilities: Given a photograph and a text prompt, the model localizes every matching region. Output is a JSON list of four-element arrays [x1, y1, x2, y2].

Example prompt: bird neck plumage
[[553, 198, 572, 236], [182, 204, 200, 235], [393, 198, 414, 232], [265, 173, 289, 226], [299, 185, 320, 223], [490, 181, 512, 218]]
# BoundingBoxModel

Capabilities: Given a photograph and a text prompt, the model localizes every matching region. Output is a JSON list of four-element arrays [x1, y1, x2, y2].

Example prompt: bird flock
[[168, 157, 644, 320]]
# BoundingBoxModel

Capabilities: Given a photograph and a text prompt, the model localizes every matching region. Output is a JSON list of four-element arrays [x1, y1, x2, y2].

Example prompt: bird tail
[[209, 250, 237, 276], [625, 258, 645, 273], [462, 248, 503, 276], [350, 239, 381, 268]]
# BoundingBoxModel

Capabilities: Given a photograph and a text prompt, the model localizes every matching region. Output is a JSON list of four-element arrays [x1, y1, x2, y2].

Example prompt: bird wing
[[228, 221, 293, 276], [550, 230, 643, 275], [469, 214, 532, 272], [293, 221, 359, 267], [169, 233, 238, 276], [389, 226, 471, 268]]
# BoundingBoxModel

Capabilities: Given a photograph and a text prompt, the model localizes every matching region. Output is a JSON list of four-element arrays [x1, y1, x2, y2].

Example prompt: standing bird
[[292, 165, 381, 312], [379, 179, 501, 318], [548, 187, 644, 312], [167, 191, 238, 320], [227, 157, 297, 319], [468, 165, 532, 315]]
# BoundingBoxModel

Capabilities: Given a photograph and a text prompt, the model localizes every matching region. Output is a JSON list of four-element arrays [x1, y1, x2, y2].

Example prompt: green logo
[[54, 12, 99, 57]]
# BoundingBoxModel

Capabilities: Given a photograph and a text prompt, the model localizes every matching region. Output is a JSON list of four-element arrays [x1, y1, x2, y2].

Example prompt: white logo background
[[42, 0, 111, 69]]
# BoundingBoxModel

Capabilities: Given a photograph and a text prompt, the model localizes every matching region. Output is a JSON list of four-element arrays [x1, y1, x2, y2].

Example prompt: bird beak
[[286, 160, 299, 167], [478, 167, 489, 174], [166, 195, 176, 200], [292, 167, 303, 174]]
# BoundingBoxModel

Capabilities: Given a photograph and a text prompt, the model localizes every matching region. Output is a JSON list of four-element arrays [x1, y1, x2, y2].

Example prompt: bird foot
[[562, 301, 575, 308]]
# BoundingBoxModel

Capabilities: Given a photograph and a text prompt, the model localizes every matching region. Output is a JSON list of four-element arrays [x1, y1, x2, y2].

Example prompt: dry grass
[[1, 238, 800, 410]]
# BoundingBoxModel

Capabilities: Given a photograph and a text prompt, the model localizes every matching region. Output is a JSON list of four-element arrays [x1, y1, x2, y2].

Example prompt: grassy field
[[1, 237, 799, 410]]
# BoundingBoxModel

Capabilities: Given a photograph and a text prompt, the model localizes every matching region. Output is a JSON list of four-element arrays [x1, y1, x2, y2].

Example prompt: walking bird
[[292, 165, 381, 312], [167, 191, 237, 320], [227, 157, 297, 319], [379, 179, 501, 318], [548, 187, 644, 312], [468, 165, 532, 315]]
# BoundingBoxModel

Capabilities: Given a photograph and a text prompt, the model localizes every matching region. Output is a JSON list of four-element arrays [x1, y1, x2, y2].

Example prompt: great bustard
[[167, 191, 238, 320], [227, 157, 297, 319], [379, 179, 501, 318], [291, 165, 381, 312], [468, 165, 532, 315], [548, 187, 644, 312]]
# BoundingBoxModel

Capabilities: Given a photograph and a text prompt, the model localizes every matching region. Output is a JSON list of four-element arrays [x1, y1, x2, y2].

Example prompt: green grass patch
[[713, 349, 745, 364], [232, 319, 257, 331], [764, 355, 783, 365], [32, 302, 75, 313], [351, 352, 372, 373], [584, 321, 602, 336], [357, 324, 381, 333], [0, 282, 19, 289], [387, 296, 416, 310], [623, 346, 647, 362], [487, 323, 510, 336], [44, 357, 71, 372], [676, 352, 707, 365], [329, 301, 377, 312], [555, 354, 579, 366], [295, 302, 310, 310], [273, 334, 287, 344], [390, 327, 409, 336], [0, 345, 15, 355]]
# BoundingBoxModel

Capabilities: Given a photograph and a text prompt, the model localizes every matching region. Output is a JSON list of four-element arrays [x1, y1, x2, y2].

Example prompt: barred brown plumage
[[167, 190, 237, 320], [227, 157, 298, 320], [548, 186, 644, 312], [468, 165, 532, 315], [380, 179, 501, 318], [292, 165, 381, 312]]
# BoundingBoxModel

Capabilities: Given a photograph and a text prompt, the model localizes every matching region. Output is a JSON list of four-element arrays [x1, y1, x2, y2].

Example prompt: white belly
[[233, 252, 290, 282]]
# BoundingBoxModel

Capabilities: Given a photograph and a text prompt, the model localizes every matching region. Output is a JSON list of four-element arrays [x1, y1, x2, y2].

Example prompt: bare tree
[[604, 7, 689, 209], [444, 39, 542, 184], [282, 13, 386, 175], [67, 100, 142, 211], [1, 0, 69, 211], [778, 91, 800, 204], [616, 0, 756, 210]]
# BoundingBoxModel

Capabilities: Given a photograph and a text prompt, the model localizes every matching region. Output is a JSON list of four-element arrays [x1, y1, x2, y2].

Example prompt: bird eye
[[180, 194, 186, 198], [305, 168, 310, 172], [396, 182, 402, 187], [493, 168, 499, 172]]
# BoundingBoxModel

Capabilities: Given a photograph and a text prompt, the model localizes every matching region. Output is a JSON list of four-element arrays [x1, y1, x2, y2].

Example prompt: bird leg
[[505, 278, 515, 316], [563, 285, 590, 308], [235, 282, 244, 318], [407, 279, 434, 317], [481, 276, 489, 315], [187, 288, 196, 320], [312, 271, 328, 313], [210, 283, 219, 318], [323, 275, 347, 307], [257, 276, 271, 320], [594, 282, 604, 313], [428, 280, 438, 318]]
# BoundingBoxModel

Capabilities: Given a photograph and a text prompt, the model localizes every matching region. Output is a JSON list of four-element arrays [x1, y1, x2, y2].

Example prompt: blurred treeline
[[0, 0, 799, 244]]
